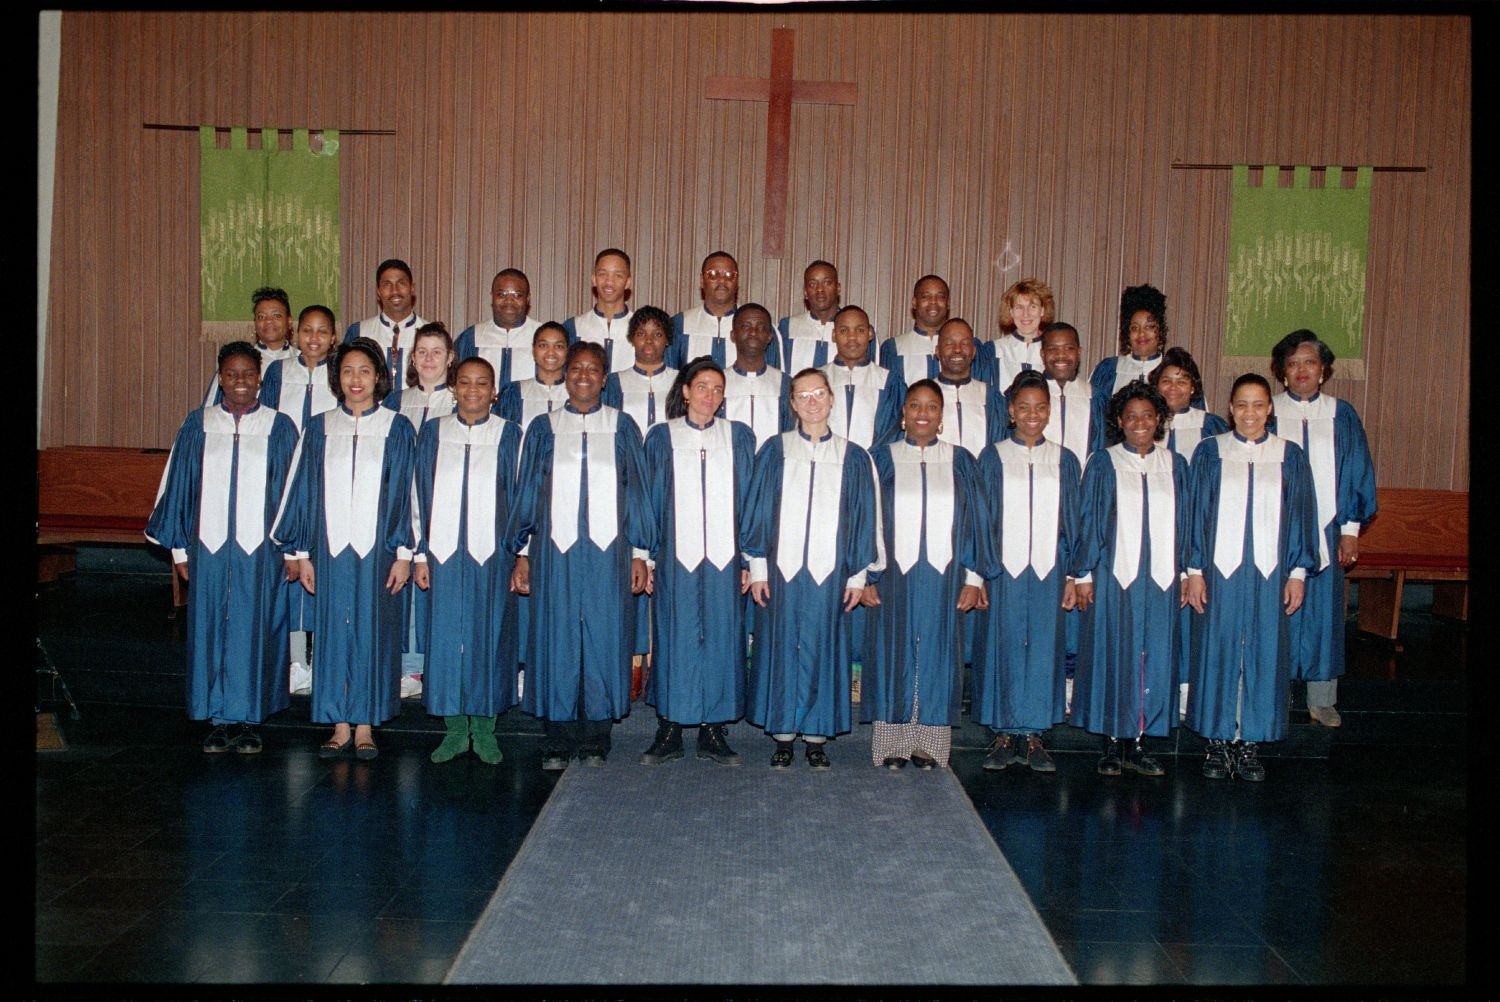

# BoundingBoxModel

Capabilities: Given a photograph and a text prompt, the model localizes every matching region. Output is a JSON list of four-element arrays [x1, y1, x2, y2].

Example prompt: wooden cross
[[705, 28, 857, 258]]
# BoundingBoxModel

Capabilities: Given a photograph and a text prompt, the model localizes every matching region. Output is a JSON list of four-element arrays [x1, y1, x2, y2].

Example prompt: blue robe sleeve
[[1088, 356, 1118, 401], [453, 325, 478, 361], [763, 332, 782, 371], [496, 381, 521, 421], [505, 415, 555, 553], [1071, 451, 1114, 578], [1173, 451, 1193, 572], [865, 445, 895, 585], [878, 338, 898, 371], [953, 447, 997, 580], [258, 359, 284, 410], [775, 318, 791, 372], [1204, 413, 1230, 438], [666, 313, 687, 369], [1185, 437, 1222, 571], [343, 321, 359, 345], [974, 444, 1004, 579], [839, 443, 879, 582], [615, 413, 654, 553], [1335, 400, 1378, 525], [1088, 388, 1109, 456], [741, 435, 786, 563], [1281, 441, 1320, 573], [778, 373, 795, 433], [382, 388, 402, 413], [974, 340, 998, 387], [642, 423, 672, 562], [145, 411, 206, 553], [1058, 448, 1085, 575], [271, 415, 326, 556], [730, 422, 759, 564], [411, 419, 442, 558], [985, 383, 1008, 447], [872, 378, 904, 448], [602, 372, 624, 411], [560, 318, 578, 345], [381, 417, 417, 556]]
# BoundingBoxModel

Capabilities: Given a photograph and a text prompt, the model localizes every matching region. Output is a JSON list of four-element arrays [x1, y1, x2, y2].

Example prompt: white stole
[[322, 406, 396, 559], [570, 309, 635, 374], [723, 367, 784, 447], [937, 379, 990, 457], [548, 407, 620, 553], [1112, 353, 1162, 394], [680, 307, 738, 369], [823, 362, 887, 449], [616, 366, 677, 434], [427, 414, 506, 564], [1168, 408, 1208, 465], [994, 438, 1063, 579], [1274, 391, 1338, 570], [519, 380, 569, 433], [1044, 378, 1092, 466], [995, 333, 1043, 388], [783, 312, 835, 373], [892, 330, 937, 386], [198, 406, 276, 555], [472, 317, 540, 383], [891, 440, 955, 574], [669, 419, 736, 571], [398, 386, 455, 431], [1107, 444, 1176, 590], [1213, 433, 1286, 579], [359, 312, 426, 377], [776, 431, 845, 585], [276, 360, 338, 432]]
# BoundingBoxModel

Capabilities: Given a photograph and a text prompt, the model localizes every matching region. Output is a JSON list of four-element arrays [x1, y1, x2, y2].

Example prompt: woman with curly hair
[[1088, 284, 1173, 406]]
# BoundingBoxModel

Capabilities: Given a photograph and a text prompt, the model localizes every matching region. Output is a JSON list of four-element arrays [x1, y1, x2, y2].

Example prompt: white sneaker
[[289, 662, 312, 695], [400, 673, 423, 699]]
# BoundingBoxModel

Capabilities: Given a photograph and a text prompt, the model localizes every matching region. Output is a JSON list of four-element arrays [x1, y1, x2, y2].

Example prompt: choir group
[[146, 250, 1377, 782]]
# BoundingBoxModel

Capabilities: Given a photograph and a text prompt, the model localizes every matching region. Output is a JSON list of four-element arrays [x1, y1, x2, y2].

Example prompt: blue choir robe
[[671, 306, 781, 370], [272, 404, 417, 725], [454, 316, 543, 387], [563, 308, 634, 375], [411, 412, 523, 717], [1165, 406, 1229, 691], [971, 436, 1082, 732], [936, 375, 1007, 457], [1183, 432, 1319, 743], [643, 417, 758, 724], [778, 311, 875, 373], [147, 403, 299, 724], [822, 359, 902, 451], [1043, 376, 1100, 465], [259, 355, 338, 434], [383, 385, 456, 665], [345, 312, 429, 383], [204, 342, 296, 406], [1070, 444, 1192, 740], [496, 377, 569, 433], [862, 439, 991, 726], [1089, 352, 1163, 400], [721, 365, 792, 449], [504, 404, 653, 722], [882, 329, 1001, 388], [991, 332, 1044, 390], [743, 429, 880, 737], [1271, 392, 1377, 682]]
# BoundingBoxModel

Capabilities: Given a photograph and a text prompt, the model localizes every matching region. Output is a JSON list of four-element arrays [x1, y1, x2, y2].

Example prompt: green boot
[[430, 715, 471, 763], [470, 714, 503, 765]]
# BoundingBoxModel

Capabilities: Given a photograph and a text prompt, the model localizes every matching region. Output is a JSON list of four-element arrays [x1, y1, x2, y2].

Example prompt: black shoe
[[1233, 741, 1265, 782], [770, 741, 795, 770], [541, 746, 571, 772], [578, 745, 608, 768], [910, 751, 938, 771], [640, 720, 684, 765], [202, 725, 231, 754], [805, 742, 831, 770], [1202, 740, 1231, 780], [697, 724, 742, 766], [982, 733, 1017, 771], [1097, 737, 1122, 776], [231, 725, 263, 755], [1023, 734, 1055, 773], [1123, 738, 1164, 777], [882, 756, 908, 771]]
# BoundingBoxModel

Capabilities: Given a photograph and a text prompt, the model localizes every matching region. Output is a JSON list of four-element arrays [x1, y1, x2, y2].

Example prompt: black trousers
[[543, 718, 613, 752]]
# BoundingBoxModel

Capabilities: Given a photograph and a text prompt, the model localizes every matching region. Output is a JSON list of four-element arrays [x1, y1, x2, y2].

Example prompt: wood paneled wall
[[44, 12, 1470, 489]]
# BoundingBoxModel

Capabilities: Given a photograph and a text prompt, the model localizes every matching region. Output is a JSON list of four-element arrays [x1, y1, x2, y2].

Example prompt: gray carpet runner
[[447, 710, 1076, 985]]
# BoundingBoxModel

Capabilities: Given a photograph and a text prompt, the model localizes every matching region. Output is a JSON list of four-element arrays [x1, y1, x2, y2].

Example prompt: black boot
[[639, 718, 684, 765], [697, 724, 742, 766], [1123, 737, 1164, 777], [1233, 741, 1265, 782], [1202, 739, 1231, 780], [1097, 736, 1122, 776]]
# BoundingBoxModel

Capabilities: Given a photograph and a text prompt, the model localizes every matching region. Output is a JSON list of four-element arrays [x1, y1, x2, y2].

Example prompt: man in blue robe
[[343, 259, 429, 380], [562, 249, 636, 375], [456, 269, 543, 387]]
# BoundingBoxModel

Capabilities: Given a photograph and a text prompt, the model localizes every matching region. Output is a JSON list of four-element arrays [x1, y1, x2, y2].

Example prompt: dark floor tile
[[1159, 942, 1303, 985], [90, 847, 227, 881], [377, 885, 493, 922], [105, 908, 267, 953], [45, 876, 182, 913], [267, 881, 400, 917], [34, 905, 149, 947], [193, 846, 327, 884], [326, 951, 454, 984], [251, 912, 379, 954], [165, 877, 298, 914], [194, 948, 346, 983], [347, 917, 476, 960], [73, 936, 216, 983], [1053, 939, 1182, 984], [34, 941, 107, 982], [1275, 943, 1466, 986], [1039, 907, 1265, 948], [35, 874, 88, 906]]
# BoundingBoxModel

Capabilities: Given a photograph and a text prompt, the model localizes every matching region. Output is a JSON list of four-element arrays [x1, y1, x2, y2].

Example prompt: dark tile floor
[[34, 559, 1471, 987]]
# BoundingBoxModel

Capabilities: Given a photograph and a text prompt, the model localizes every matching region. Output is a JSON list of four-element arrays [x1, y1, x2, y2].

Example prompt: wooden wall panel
[[45, 12, 1469, 490]]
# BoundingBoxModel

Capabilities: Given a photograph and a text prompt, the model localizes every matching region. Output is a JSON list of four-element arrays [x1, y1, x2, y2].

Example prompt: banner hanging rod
[[143, 123, 395, 135], [1171, 162, 1424, 172]]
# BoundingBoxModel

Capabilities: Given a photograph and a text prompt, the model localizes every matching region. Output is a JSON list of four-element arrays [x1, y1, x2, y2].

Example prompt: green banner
[[1224, 164, 1371, 367], [200, 127, 339, 340]]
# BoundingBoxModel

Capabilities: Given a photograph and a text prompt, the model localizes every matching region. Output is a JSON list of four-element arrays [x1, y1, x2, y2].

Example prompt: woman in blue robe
[[637, 357, 759, 767], [1070, 383, 1192, 777], [496, 321, 572, 431], [1269, 330, 1378, 728], [411, 357, 522, 765], [743, 367, 880, 770], [505, 340, 653, 770], [972, 371, 1083, 774], [380, 322, 458, 701], [1149, 347, 1229, 721], [863, 380, 991, 770], [272, 337, 417, 760], [148, 341, 300, 753], [1183, 373, 1319, 782], [1089, 285, 1204, 423]]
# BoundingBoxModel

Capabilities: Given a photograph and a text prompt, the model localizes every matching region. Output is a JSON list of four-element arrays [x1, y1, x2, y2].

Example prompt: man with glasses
[[455, 269, 542, 388], [669, 251, 781, 370]]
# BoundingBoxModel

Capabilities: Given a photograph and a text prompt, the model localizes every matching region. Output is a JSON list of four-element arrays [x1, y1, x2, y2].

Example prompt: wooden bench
[[37, 446, 183, 606], [1346, 487, 1468, 640]]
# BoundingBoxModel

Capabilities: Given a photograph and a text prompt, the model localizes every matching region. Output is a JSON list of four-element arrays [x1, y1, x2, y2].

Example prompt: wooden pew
[[37, 446, 183, 606], [1346, 487, 1468, 640]]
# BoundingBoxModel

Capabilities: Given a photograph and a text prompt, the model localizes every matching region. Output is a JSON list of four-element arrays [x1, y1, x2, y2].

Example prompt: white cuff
[[1187, 568, 1204, 577], [748, 557, 769, 584], [845, 571, 866, 590], [1074, 572, 1093, 585], [631, 547, 650, 562], [413, 552, 427, 564], [171, 548, 188, 564], [293, 550, 310, 562], [518, 541, 530, 559], [1288, 568, 1307, 581], [963, 569, 983, 587], [1340, 522, 1360, 536], [396, 546, 413, 562]]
